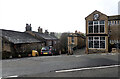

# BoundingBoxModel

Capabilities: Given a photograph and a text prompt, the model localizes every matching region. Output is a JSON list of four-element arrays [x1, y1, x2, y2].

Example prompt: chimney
[[45, 30, 49, 34], [25, 23, 32, 31], [38, 26, 43, 33], [50, 32, 55, 36], [75, 30, 77, 33]]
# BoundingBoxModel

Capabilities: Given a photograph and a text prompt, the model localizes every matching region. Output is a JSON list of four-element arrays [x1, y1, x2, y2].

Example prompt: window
[[89, 26, 93, 33], [88, 37, 93, 48], [100, 25, 104, 33], [100, 37, 105, 48], [71, 37, 74, 43], [88, 21, 93, 33], [115, 21, 117, 24], [100, 20, 105, 24], [118, 21, 119, 24], [88, 21, 93, 25], [88, 20, 105, 33], [94, 37, 99, 48], [88, 36, 105, 49], [112, 21, 114, 25], [94, 25, 99, 33]]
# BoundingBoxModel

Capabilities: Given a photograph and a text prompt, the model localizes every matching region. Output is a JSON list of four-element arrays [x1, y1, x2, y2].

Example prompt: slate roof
[[1, 29, 41, 44], [108, 15, 120, 20], [69, 33, 86, 39], [32, 31, 58, 40]]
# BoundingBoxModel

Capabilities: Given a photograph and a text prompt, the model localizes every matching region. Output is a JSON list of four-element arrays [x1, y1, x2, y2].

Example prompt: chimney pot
[[25, 23, 32, 31], [45, 30, 49, 34], [38, 26, 43, 33]]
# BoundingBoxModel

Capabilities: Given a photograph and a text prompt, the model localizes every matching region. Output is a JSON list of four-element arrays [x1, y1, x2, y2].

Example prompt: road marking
[[2, 75, 18, 78], [101, 53, 107, 55], [55, 65, 120, 73], [101, 53, 117, 55], [75, 55, 83, 57]]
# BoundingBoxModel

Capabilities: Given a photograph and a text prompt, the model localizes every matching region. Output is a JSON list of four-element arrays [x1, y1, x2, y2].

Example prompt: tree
[[59, 33, 70, 54]]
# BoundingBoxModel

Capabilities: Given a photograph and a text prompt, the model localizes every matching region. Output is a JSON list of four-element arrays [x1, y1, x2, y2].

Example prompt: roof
[[1, 29, 41, 44], [32, 31, 58, 40], [85, 10, 107, 20], [108, 15, 120, 20], [68, 33, 86, 39]]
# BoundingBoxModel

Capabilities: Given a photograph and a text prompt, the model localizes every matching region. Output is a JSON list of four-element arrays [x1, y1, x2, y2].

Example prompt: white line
[[55, 65, 120, 73], [75, 55, 85, 57], [101, 53, 107, 55], [75, 55, 81, 57], [3, 75, 18, 78]]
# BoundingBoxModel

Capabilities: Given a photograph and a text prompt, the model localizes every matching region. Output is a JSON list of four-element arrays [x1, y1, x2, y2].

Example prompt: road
[[1, 53, 120, 78]]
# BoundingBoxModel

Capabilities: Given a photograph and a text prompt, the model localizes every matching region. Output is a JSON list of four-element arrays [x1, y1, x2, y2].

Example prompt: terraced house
[[85, 10, 120, 54], [0, 24, 59, 59], [1, 29, 43, 59], [68, 31, 85, 54]]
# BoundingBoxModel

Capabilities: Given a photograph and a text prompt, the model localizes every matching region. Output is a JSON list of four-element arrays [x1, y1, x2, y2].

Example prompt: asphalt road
[[1, 53, 120, 78]]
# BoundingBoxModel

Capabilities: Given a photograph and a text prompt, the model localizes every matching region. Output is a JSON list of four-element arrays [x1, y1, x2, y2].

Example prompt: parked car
[[41, 46, 54, 55], [32, 50, 39, 56]]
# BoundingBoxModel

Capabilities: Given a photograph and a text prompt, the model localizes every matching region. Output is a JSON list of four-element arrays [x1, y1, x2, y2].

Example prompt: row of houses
[[0, 24, 58, 58]]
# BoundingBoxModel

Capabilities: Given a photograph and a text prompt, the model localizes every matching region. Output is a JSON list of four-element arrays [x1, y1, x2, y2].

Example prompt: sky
[[0, 0, 119, 33]]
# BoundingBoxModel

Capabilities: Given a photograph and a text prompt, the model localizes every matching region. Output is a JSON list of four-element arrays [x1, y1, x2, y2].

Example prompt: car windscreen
[[41, 47, 49, 51]]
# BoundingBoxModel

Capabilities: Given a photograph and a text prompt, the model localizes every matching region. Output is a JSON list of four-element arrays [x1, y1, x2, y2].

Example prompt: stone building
[[0, 29, 43, 59], [68, 31, 85, 54], [0, 24, 59, 59], [85, 10, 120, 54], [108, 15, 120, 52]]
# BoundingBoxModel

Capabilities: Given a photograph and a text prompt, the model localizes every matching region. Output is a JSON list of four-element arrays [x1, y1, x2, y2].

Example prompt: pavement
[[73, 48, 86, 55]]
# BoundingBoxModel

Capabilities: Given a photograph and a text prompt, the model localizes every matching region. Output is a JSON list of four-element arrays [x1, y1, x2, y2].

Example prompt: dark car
[[41, 46, 54, 55]]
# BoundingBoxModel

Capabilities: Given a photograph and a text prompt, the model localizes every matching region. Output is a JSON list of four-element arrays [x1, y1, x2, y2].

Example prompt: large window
[[88, 21, 105, 33], [88, 36, 105, 49]]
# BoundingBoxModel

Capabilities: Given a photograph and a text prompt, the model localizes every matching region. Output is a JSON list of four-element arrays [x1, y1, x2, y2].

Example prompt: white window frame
[[88, 21, 105, 33], [88, 21, 93, 33], [88, 36, 106, 49]]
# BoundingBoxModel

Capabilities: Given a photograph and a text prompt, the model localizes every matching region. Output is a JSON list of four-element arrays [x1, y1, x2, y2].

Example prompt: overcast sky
[[0, 0, 119, 33]]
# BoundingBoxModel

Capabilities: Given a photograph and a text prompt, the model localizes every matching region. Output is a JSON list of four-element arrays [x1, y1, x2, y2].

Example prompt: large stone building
[[85, 10, 120, 54]]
